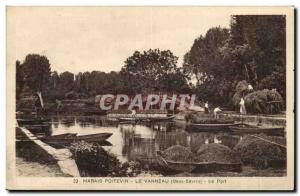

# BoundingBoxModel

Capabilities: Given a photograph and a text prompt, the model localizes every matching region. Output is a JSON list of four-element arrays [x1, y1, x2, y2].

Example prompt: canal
[[17, 115, 287, 177]]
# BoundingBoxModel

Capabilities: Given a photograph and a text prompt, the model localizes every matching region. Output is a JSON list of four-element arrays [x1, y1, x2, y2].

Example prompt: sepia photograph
[[6, 6, 294, 190]]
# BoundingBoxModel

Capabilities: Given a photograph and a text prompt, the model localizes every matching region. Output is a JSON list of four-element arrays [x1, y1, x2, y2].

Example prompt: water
[[46, 115, 242, 163]]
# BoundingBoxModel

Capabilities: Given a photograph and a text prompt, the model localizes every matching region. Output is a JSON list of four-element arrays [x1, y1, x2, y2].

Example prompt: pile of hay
[[235, 80, 248, 93], [161, 145, 194, 162], [234, 135, 286, 169], [195, 143, 240, 163], [232, 89, 283, 114], [244, 89, 283, 114]]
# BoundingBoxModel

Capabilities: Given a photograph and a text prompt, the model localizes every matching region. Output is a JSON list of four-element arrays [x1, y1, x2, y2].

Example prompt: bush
[[69, 141, 142, 177]]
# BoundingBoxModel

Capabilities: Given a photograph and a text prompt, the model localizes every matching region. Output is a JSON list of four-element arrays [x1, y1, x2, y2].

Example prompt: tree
[[183, 27, 230, 85], [21, 54, 51, 107], [16, 60, 24, 100], [183, 27, 232, 104], [58, 71, 75, 97], [229, 15, 286, 98], [120, 49, 183, 93], [183, 16, 286, 106], [158, 68, 191, 93]]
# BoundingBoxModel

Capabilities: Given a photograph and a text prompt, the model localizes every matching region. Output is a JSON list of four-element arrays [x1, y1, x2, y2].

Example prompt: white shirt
[[240, 98, 245, 105], [248, 84, 253, 90], [214, 107, 221, 113]]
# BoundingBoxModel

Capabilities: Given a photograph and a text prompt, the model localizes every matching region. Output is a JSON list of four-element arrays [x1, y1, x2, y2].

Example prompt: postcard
[[6, 6, 294, 190]]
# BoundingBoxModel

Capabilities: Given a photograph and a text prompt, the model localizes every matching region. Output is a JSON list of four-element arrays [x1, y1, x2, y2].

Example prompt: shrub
[[69, 141, 142, 177]]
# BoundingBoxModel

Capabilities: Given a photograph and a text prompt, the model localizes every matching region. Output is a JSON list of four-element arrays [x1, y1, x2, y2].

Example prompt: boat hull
[[42, 133, 113, 145], [229, 125, 285, 136], [157, 154, 242, 173], [186, 123, 239, 132]]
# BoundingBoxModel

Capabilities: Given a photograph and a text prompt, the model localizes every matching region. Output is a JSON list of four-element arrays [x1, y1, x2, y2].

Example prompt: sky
[[7, 7, 231, 74]]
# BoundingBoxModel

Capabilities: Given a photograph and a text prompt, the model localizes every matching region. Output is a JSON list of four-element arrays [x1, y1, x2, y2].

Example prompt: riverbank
[[16, 127, 78, 177], [16, 157, 68, 177]]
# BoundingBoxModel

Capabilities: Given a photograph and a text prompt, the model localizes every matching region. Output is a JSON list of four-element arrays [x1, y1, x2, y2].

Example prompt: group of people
[[204, 97, 246, 118]]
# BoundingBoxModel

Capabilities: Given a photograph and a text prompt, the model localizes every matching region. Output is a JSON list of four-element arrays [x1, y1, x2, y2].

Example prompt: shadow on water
[[17, 115, 286, 177], [21, 115, 244, 163]]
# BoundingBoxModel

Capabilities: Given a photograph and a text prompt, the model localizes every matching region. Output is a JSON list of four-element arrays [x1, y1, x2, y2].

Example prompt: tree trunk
[[37, 91, 44, 108]]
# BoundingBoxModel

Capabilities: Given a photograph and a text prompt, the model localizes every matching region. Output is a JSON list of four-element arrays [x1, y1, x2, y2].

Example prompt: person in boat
[[131, 109, 136, 118], [204, 101, 209, 114], [213, 107, 222, 119], [239, 97, 247, 114]]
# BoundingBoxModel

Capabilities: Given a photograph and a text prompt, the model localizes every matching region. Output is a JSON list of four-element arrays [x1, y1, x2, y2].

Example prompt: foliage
[[183, 16, 286, 106], [120, 49, 189, 93], [16, 16, 286, 110], [69, 141, 142, 177], [16, 60, 24, 100], [21, 54, 51, 93]]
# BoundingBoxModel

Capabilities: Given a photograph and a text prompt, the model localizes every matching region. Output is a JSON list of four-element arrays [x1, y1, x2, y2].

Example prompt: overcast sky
[[7, 7, 230, 74]]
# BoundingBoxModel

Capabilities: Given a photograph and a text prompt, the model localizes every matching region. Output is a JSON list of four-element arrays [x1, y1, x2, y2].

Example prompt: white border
[[1, 0, 299, 195]]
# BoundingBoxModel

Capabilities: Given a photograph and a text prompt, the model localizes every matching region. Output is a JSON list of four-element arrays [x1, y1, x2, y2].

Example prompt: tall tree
[[229, 15, 286, 98], [21, 54, 51, 107], [16, 60, 24, 100], [120, 49, 183, 93], [58, 71, 75, 97], [183, 16, 286, 105], [183, 27, 231, 103]]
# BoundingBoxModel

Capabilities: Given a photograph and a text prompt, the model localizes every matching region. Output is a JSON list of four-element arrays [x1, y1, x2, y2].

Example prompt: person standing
[[240, 98, 246, 114], [204, 101, 209, 114], [213, 107, 222, 119]]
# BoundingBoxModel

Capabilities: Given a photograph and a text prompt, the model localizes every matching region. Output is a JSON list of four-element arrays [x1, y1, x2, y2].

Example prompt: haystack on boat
[[157, 144, 242, 173]]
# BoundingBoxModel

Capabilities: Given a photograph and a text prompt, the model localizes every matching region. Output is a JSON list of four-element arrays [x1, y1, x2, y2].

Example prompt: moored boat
[[186, 122, 239, 132], [156, 152, 242, 173], [41, 132, 113, 145], [229, 123, 284, 136], [49, 133, 78, 139], [118, 117, 140, 122], [143, 115, 175, 123]]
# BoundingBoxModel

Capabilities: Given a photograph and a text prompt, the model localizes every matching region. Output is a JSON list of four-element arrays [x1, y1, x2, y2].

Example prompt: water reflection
[[25, 116, 244, 163]]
